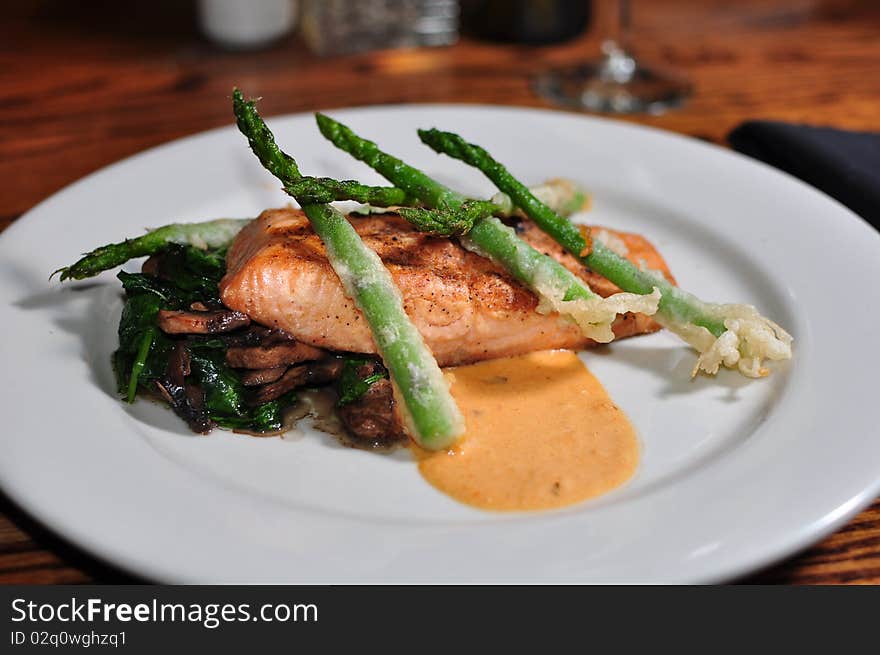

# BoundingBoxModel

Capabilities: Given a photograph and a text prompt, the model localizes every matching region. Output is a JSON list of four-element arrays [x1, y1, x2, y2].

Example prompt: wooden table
[[1, 0, 878, 584]]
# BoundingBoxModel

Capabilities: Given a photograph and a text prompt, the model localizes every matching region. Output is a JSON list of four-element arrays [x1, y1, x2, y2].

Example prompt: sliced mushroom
[[240, 367, 289, 387], [168, 341, 191, 379], [249, 358, 344, 405], [155, 344, 212, 433], [157, 309, 250, 335], [226, 341, 325, 369], [250, 366, 309, 405], [308, 358, 345, 386], [337, 379, 406, 445], [141, 255, 161, 276]]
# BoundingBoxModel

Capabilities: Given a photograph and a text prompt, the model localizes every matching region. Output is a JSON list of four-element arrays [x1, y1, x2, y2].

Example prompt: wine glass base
[[533, 61, 692, 115]]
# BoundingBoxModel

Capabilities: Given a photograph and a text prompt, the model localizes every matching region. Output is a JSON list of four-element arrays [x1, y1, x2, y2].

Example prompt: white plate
[[2, 105, 879, 583]]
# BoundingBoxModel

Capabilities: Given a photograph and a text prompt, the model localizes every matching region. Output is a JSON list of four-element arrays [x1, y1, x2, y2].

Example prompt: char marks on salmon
[[219, 208, 675, 366]]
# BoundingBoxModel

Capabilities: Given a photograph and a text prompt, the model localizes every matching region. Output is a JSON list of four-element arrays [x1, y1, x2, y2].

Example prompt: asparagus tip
[[417, 127, 449, 154], [417, 128, 438, 151], [232, 88, 262, 115], [314, 112, 334, 136]]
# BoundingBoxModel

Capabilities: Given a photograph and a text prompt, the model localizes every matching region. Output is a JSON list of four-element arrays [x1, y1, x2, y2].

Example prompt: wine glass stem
[[531, 0, 691, 114], [601, 0, 636, 82], [606, 0, 631, 53]]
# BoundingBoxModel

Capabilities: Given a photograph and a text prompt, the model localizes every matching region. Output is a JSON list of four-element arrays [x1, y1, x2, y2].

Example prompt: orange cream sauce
[[413, 350, 639, 511]]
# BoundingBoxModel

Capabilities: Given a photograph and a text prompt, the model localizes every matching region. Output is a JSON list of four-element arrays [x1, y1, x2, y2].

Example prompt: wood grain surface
[[1, 0, 878, 585]]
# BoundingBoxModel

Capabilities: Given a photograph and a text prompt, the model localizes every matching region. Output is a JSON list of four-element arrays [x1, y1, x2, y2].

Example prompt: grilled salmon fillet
[[220, 208, 675, 366]]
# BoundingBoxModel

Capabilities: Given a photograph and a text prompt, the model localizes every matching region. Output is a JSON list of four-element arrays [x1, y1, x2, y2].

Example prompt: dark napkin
[[728, 121, 880, 230]]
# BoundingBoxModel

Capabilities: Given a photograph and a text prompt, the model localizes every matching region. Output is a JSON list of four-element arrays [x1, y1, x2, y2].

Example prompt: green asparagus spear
[[301, 202, 464, 445], [236, 93, 591, 215], [316, 113, 468, 211], [418, 128, 589, 257], [315, 113, 659, 343], [53, 218, 250, 281], [382, 181, 588, 235], [54, 178, 584, 285], [491, 178, 590, 220], [284, 176, 410, 206], [53, 176, 586, 282], [234, 90, 463, 448], [397, 200, 497, 236], [462, 216, 660, 341], [419, 128, 793, 377]]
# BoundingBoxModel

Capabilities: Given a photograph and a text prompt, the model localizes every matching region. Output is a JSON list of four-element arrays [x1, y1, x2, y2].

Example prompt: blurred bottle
[[198, 0, 297, 50], [300, 0, 459, 56], [461, 0, 592, 44]]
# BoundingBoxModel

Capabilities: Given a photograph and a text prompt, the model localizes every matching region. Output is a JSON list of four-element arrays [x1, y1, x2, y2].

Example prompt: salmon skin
[[220, 208, 675, 367]]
